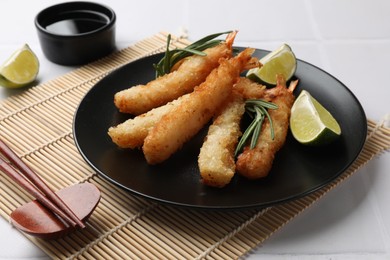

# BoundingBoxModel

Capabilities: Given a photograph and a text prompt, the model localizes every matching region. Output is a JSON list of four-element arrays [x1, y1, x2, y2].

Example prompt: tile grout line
[[304, 0, 332, 72]]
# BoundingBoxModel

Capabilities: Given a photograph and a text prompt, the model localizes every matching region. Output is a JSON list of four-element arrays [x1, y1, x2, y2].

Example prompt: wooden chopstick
[[0, 139, 85, 228]]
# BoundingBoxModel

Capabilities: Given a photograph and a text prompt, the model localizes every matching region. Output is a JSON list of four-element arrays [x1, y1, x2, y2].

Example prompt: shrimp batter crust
[[114, 32, 237, 115], [236, 76, 298, 179], [233, 77, 266, 99], [108, 93, 192, 149], [198, 91, 245, 188], [143, 48, 259, 165], [197, 77, 266, 187]]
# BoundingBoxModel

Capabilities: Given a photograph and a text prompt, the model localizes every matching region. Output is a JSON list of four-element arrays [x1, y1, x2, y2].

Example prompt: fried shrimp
[[198, 91, 245, 188], [113, 32, 237, 115], [233, 77, 266, 99], [143, 48, 259, 165], [108, 93, 191, 149], [236, 75, 298, 179]]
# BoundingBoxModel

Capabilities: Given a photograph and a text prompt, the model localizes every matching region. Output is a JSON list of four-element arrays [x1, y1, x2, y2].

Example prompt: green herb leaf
[[260, 106, 275, 140], [235, 116, 258, 156], [234, 99, 278, 156], [250, 107, 265, 149], [153, 31, 232, 78], [245, 99, 279, 110]]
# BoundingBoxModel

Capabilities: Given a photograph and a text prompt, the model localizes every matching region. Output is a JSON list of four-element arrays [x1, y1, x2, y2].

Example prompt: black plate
[[73, 48, 367, 209]]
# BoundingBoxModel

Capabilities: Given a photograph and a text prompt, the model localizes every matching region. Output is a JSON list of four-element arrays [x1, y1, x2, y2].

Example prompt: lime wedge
[[0, 44, 39, 88], [290, 90, 341, 146], [247, 43, 296, 86]]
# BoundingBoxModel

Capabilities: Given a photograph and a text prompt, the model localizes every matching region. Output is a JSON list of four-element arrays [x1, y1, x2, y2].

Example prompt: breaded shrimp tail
[[113, 32, 237, 115], [198, 91, 245, 188], [233, 77, 266, 99], [108, 93, 191, 148], [236, 75, 298, 179], [143, 48, 259, 165]]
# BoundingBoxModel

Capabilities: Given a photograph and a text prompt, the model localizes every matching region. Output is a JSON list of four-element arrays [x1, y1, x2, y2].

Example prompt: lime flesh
[[0, 44, 39, 88], [247, 43, 297, 86], [290, 90, 341, 146]]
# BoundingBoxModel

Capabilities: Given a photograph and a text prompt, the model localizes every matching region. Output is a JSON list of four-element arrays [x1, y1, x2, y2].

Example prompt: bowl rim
[[35, 1, 116, 38]]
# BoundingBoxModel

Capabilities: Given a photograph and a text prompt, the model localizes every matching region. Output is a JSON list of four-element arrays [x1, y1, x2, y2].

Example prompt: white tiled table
[[1, 0, 389, 259]]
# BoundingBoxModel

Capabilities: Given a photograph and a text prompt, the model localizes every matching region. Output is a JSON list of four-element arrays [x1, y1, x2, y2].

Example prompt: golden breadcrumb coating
[[108, 93, 191, 148], [236, 76, 298, 179], [114, 32, 237, 115], [142, 48, 259, 164], [198, 91, 244, 187]]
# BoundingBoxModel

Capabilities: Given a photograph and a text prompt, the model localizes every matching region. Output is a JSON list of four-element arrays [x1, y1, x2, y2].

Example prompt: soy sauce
[[45, 10, 109, 35]]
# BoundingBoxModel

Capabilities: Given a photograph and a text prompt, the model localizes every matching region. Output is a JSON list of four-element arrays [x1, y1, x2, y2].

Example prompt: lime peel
[[0, 44, 39, 88], [290, 90, 341, 146]]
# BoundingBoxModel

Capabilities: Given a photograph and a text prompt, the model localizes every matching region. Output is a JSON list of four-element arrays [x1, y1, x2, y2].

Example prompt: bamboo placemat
[[0, 32, 389, 259]]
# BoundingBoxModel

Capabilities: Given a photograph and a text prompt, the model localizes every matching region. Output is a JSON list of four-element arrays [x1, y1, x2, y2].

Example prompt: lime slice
[[247, 43, 296, 86], [0, 44, 39, 88], [290, 90, 341, 146]]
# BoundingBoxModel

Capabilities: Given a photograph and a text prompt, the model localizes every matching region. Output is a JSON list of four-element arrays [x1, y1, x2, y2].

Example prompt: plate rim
[[73, 47, 367, 210]]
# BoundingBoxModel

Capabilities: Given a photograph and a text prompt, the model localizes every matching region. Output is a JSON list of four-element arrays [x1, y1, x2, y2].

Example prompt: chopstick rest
[[0, 138, 100, 238], [10, 183, 101, 239], [0, 138, 85, 228]]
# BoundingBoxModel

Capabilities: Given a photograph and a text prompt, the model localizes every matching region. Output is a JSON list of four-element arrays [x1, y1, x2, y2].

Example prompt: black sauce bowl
[[35, 1, 116, 65]]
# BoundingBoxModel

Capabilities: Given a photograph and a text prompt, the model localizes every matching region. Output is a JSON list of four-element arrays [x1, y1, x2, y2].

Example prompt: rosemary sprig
[[153, 31, 232, 78], [234, 99, 278, 156]]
